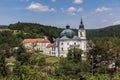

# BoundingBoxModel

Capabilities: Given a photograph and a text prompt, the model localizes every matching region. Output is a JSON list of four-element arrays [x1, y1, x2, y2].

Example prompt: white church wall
[[58, 40, 86, 57]]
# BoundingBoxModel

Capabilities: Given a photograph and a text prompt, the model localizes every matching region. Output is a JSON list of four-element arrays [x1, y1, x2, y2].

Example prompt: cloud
[[67, 7, 76, 13], [67, 7, 76, 15], [51, 0, 56, 2], [102, 19, 108, 23], [67, 6, 83, 15], [27, 3, 55, 12], [77, 8, 83, 12], [93, 7, 112, 14], [113, 20, 120, 25], [73, 0, 83, 4]]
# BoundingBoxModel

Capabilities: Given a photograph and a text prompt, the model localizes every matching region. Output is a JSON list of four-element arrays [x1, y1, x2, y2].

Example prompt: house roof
[[47, 43, 56, 48], [60, 35, 69, 40], [23, 38, 50, 43]]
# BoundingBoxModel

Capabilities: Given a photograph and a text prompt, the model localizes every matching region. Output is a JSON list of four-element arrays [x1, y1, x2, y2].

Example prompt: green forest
[[0, 22, 120, 80]]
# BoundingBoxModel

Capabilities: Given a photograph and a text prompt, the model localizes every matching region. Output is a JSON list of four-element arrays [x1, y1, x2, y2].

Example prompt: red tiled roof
[[23, 38, 50, 43], [47, 43, 55, 48]]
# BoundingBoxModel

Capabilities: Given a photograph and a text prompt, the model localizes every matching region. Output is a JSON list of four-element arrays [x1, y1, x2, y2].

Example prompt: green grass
[[46, 57, 60, 64], [31, 52, 60, 65], [0, 29, 10, 31], [35, 52, 60, 64]]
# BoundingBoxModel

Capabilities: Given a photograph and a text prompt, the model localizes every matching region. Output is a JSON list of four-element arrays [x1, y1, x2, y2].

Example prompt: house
[[23, 37, 51, 54]]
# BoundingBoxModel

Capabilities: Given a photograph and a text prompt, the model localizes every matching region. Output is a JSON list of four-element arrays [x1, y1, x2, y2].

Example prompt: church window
[[52, 52, 55, 55], [61, 47, 63, 51], [67, 43, 69, 45], [74, 42, 76, 45], [80, 32, 83, 36], [52, 47, 55, 50]]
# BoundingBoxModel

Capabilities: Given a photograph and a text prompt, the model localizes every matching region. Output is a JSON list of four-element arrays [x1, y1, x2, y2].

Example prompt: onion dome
[[60, 25, 75, 39], [79, 17, 84, 29]]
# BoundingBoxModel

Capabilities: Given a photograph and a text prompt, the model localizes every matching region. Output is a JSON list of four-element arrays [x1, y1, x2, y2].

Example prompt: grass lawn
[[46, 57, 60, 64]]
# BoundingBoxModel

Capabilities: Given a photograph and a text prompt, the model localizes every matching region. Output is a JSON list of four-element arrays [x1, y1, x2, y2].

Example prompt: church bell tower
[[78, 17, 86, 39]]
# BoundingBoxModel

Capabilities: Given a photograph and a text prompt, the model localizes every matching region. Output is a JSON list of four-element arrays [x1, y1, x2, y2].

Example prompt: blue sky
[[0, 0, 120, 29]]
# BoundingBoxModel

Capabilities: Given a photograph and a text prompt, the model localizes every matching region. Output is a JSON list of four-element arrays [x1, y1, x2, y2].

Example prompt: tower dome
[[60, 25, 75, 38], [79, 17, 84, 29]]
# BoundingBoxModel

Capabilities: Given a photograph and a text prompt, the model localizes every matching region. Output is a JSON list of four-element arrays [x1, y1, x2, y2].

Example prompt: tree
[[38, 57, 46, 66], [15, 46, 31, 65], [0, 50, 7, 77], [67, 48, 83, 63], [13, 61, 39, 80]]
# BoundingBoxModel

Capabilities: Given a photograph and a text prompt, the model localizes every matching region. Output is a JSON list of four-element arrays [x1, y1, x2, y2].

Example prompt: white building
[[23, 18, 87, 58], [48, 18, 87, 58], [23, 37, 51, 55]]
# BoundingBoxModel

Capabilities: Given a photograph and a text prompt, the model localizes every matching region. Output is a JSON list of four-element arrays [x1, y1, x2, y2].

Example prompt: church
[[47, 18, 87, 58], [23, 18, 87, 58]]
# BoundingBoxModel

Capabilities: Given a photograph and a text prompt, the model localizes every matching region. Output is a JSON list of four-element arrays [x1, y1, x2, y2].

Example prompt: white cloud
[[67, 7, 76, 15], [113, 20, 120, 25], [51, 0, 56, 2], [51, 8, 56, 12], [27, 3, 55, 12], [67, 6, 83, 15], [93, 7, 112, 14], [77, 8, 83, 12], [102, 19, 108, 23], [73, 0, 83, 4], [67, 7, 76, 13]]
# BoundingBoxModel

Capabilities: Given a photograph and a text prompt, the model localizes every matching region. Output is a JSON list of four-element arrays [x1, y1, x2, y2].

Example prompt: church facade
[[48, 18, 87, 58]]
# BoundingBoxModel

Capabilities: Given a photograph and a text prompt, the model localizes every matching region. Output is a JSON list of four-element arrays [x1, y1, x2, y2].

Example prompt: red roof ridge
[[23, 38, 50, 43]]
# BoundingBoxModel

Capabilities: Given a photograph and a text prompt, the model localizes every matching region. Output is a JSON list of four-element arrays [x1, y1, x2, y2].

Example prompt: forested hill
[[8, 22, 120, 38], [0, 25, 8, 29], [86, 24, 120, 38], [8, 22, 63, 39]]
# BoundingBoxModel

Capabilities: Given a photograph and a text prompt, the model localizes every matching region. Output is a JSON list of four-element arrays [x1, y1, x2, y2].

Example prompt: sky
[[0, 0, 120, 29]]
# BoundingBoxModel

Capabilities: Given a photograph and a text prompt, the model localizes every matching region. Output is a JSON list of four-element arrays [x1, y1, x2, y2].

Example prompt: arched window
[[80, 32, 83, 36]]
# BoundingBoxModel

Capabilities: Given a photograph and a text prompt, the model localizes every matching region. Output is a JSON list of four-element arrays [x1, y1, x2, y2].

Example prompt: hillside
[[87, 24, 120, 38], [0, 25, 9, 31], [8, 22, 120, 39], [0, 25, 8, 28], [8, 22, 63, 42]]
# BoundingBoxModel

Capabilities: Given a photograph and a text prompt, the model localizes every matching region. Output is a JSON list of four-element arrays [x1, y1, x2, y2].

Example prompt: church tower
[[78, 17, 86, 39]]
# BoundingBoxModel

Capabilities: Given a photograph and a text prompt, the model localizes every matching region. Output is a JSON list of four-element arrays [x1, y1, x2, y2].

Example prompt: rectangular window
[[74, 42, 76, 45], [61, 47, 63, 51], [67, 43, 69, 45], [52, 47, 55, 50]]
